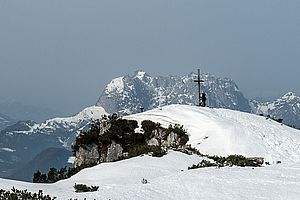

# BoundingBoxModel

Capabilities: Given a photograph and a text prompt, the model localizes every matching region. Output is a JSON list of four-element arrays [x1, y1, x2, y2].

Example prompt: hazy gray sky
[[0, 0, 299, 115]]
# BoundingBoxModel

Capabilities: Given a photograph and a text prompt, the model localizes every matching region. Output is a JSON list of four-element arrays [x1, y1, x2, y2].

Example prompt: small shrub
[[128, 145, 166, 158], [226, 155, 248, 167], [207, 155, 226, 167], [141, 120, 161, 139], [189, 155, 264, 170], [33, 165, 89, 183], [225, 155, 263, 167], [166, 124, 189, 146], [188, 160, 217, 170], [183, 146, 203, 156], [74, 183, 99, 193], [0, 187, 56, 200]]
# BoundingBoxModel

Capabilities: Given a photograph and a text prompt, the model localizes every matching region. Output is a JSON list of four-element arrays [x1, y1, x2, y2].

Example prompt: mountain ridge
[[96, 70, 300, 129], [0, 113, 14, 131], [96, 70, 251, 114], [0, 106, 108, 179], [252, 92, 300, 128]]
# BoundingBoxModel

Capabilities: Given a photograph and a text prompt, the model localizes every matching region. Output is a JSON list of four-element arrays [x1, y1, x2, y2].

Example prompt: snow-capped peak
[[105, 76, 124, 94], [49, 106, 109, 124], [253, 92, 300, 128], [281, 92, 297, 101], [134, 70, 146, 80], [23, 106, 109, 135], [97, 71, 251, 114]]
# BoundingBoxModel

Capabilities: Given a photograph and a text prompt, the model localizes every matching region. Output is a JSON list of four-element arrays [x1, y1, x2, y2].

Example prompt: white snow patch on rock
[[105, 76, 124, 94], [0, 147, 16, 152], [68, 156, 75, 164]]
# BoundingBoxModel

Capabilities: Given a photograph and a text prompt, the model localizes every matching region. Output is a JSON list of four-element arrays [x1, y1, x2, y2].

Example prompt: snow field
[[126, 105, 300, 163], [1, 104, 300, 199], [1, 151, 300, 200]]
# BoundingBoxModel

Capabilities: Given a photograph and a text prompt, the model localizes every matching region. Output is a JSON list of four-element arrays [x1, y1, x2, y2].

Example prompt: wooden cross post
[[194, 69, 204, 106]]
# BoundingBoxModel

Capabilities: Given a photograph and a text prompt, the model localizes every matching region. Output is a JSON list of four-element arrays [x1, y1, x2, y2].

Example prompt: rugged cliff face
[[96, 71, 251, 115], [74, 144, 100, 167], [73, 118, 188, 168]]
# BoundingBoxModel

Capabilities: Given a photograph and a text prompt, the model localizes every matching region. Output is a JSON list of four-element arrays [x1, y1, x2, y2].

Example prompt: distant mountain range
[[0, 106, 108, 179], [7, 147, 72, 182], [251, 92, 300, 128], [96, 71, 300, 129], [0, 101, 64, 123], [96, 70, 251, 114], [0, 113, 15, 131]]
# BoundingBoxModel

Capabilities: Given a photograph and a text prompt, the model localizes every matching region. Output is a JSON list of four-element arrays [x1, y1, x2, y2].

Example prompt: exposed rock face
[[146, 129, 182, 147], [96, 70, 252, 115], [74, 141, 124, 167], [74, 144, 99, 167], [105, 141, 123, 162], [147, 138, 159, 146], [146, 128, 165, 146], [163, 132, 180, 147], [74, 119, 188, 168]]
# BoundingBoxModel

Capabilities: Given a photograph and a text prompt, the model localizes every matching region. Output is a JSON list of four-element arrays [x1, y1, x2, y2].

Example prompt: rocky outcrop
[[146, 129, 184, 147], [74, 119, 188, 168], [163, 132, 181, 147], [74, 141, 124, 167], [147, 138, 159, 146], [74, 144, 99, 167], [100, 141, 123, 162]]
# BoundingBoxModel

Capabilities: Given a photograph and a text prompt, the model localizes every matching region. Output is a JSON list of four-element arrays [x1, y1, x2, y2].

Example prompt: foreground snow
[[1, 105, 300, 199], [1, 151, 300, 200], [126, 105, 300, 163]]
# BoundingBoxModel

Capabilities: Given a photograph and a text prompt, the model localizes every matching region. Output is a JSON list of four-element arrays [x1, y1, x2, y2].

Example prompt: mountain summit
[[253, 92, 300, 128], [96, 71, 251, 114]]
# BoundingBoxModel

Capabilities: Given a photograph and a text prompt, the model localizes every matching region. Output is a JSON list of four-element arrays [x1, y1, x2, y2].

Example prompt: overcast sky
[[0, 0, 299, 115]]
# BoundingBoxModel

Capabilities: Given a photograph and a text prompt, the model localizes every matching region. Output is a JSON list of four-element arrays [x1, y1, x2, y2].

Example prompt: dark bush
[[208, 155, 226, 167], [0, 187, 56, 200], [188, 160, 217, 170], [74, 184, 99, 193], [128, 145, 166, 158], [207, 155, 263, 167], [141, 120, 161, 139], [33, 165, 90, 183], [166, 124, 189, 146]]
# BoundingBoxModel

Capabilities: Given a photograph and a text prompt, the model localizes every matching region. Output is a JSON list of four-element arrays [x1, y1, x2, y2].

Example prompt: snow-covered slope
[[96, 70, 251, 114], [1, 151, 300, 200], [252, 92, 300, 128], [1, 105, 300, 199], [125, 104, 300, 163]]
